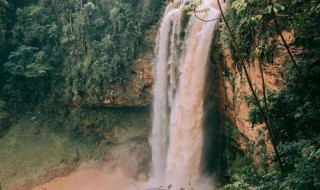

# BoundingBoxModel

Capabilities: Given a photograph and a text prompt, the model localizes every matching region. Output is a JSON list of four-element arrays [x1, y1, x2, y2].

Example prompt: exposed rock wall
[[221, 31, 295, 164]]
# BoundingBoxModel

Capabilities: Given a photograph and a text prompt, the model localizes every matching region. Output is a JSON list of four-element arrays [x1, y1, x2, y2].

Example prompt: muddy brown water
[[31, 167, 133, 190]]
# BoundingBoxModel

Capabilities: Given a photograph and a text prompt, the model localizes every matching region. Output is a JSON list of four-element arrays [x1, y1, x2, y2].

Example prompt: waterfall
[[150, 0, 219, 188]]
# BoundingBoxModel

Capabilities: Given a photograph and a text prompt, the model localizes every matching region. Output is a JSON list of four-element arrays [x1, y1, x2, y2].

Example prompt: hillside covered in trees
[[0, 0, 162, 111]]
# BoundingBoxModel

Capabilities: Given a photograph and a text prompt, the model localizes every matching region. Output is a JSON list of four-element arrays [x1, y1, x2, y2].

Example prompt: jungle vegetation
[[0, 0, 163, 112], [219, 0, 320, 189], [0, 0, 319, 189]]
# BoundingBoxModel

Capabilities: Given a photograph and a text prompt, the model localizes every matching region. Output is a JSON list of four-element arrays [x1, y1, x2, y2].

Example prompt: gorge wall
[[219, 30, 295, 166]]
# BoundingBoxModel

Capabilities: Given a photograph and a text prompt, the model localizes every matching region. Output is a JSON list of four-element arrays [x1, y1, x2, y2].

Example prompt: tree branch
[[193, 7, 220, 22]]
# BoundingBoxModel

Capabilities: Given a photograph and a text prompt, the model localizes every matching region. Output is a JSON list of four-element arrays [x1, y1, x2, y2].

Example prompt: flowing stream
[[150, 0, 219, 188]]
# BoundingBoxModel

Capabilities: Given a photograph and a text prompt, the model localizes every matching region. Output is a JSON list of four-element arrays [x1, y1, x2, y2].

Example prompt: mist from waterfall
[[150, 0, 219, 188]]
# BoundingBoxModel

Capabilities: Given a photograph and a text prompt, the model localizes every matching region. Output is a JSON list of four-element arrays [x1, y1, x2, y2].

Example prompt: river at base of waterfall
[[31, 165, 135, 190], [30, 164, 213, 190]]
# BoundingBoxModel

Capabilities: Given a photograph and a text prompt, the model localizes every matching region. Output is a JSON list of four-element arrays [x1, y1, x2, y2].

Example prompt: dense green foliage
[[0, 0, 163, 112], [221, 0, 320, 189], [1, 0, 319, 188]]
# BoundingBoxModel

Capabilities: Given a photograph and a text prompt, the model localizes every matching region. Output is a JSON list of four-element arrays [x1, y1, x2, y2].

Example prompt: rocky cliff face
[[221, 31, 295, 164]]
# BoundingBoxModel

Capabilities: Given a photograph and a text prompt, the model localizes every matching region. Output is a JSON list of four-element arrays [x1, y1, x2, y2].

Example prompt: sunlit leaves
[[309, 2, 320, 14], [4, 46, 38, 76], [0, 0, 8, 7], [182, 0, 202, 11], [4, 47, 52, 78], [25, 51, 52, 78], [231, 0, 248, 15]]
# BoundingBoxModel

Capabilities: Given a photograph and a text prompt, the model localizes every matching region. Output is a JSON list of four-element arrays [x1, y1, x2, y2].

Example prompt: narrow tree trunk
[[258, 60, 275, 141]]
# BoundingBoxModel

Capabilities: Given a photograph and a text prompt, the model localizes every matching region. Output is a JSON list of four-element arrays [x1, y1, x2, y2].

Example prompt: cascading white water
[[150, 0, 220, 188]]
